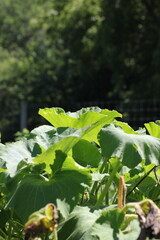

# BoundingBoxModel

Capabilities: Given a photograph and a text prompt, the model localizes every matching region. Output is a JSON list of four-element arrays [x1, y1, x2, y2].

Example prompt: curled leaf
[[136, 199, 160, 240], [124, 199, 160, 240], [24, 203, 58, 240]]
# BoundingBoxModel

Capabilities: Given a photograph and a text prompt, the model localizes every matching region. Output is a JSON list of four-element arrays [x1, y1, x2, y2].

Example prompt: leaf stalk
[[96, 160, 120, 206]]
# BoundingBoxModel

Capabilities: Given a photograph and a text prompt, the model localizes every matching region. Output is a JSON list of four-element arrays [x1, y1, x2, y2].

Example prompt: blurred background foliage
[[0, 0, 160, 141]]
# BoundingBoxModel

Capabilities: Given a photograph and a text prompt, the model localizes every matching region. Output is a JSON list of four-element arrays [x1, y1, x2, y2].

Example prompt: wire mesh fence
[[73, 99, 160, 129]]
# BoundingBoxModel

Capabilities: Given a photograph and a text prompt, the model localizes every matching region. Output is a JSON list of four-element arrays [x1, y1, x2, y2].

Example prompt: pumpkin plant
[[0, 107, 160, 239]]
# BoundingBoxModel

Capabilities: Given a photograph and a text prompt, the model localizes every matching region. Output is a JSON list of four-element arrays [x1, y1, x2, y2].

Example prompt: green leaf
[[115, 121, 138, 134], [145, 122, 160, 138], [92, 219, 140, 240], [0, 109, 121, 176], [81, 117, 117, 143], [96, 208, 125, 229], [0, 126, 78, 176], [29, 125, 60, 149], [0, 144, 6, 172], [31, 125, 55, 135], [72, 139, 101, 167], [155, 120, 160, 126], [91, 208, 125, 240], [0, 171, 8, 184], [33, 120, 114, 173], [58, 206, 140, 240], [1, 117, 114, 176], [0, 126, 57, 176], [0, 209, 11, 228], [6, 169, 91, 223], [91, 172, 109, 181], [34, 136, 80, 173], [99, 124, 160, 168], [50, 150, 67, 174], [39, 107, 122, 129], [0, 140, 33, 176], [122, 220, 141, 239], [58, 206, 104, 240], [34, 119, 120, 173]]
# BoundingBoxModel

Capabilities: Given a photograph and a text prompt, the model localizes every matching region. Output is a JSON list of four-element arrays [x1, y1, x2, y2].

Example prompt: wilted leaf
[[24, 203, 58, 240], [135, 199, 160, 239]]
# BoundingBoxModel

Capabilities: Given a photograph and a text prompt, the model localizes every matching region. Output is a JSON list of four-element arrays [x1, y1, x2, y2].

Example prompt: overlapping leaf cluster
[[0, 107, 160, 239]]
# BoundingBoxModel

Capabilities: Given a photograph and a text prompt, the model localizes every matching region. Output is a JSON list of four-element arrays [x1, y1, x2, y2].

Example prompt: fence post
[[20, 100, 28, 130]]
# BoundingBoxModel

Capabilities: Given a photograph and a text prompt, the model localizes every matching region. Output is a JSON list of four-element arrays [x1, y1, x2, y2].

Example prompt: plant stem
[[90, 157, 109, 197], [7, 210, 14, 240], [99, 157, 109, 174], [53, 228, 58, 240], [0, 229, 7, 239], [96, 160, 120, 206]]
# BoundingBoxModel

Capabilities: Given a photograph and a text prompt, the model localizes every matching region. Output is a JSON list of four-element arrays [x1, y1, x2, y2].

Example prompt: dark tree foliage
[[0, 0, 160, 139], [99, 0, 160, 100]]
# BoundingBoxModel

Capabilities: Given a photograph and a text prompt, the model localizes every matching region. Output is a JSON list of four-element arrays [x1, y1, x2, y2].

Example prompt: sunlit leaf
[[99, 124, 160, 168], [39, 107, 122, 129], [58, 205, 140, 240], [58, 206, 104, 240], [145, 122, 160, 138], [0, 140, 33, 176], [34, 136, 80, 173]]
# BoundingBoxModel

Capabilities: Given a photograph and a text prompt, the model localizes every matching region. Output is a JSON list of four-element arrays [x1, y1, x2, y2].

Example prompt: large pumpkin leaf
[[58, 205, 140, 240], [145, 122, 160, 138], [33, 120, 121, 173], [6, 168, 91, 223], [38, 107, 122, 129], [58, 206, 102, 240], [0, 118, 111, 176], [0, 126, 81, 176], [0, 125, 58, 176], [0, 108, 121, 177], [30, 125, 81, 149], [99, 124, 160, 168]]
